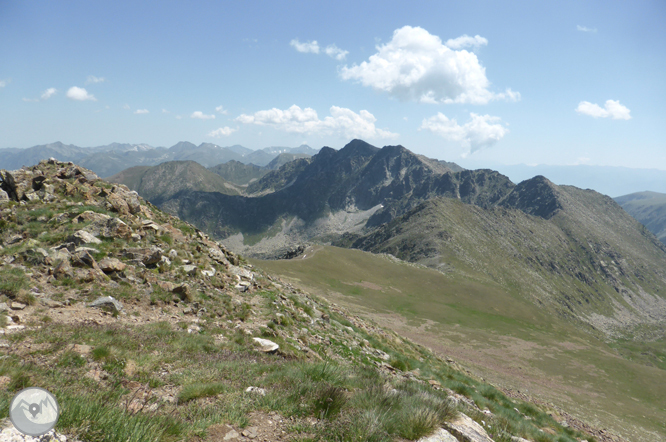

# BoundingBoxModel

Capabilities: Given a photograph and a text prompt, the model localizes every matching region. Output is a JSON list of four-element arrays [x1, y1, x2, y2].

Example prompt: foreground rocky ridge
[[0, 160, 609, 442]]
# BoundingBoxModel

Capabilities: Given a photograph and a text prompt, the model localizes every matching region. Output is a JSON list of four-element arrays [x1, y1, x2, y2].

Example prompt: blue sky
[[1, 0, 665, 169]]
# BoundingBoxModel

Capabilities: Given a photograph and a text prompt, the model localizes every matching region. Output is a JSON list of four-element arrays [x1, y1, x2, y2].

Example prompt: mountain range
[[0, 141, 319, 178], [119, 140, 666, 344]]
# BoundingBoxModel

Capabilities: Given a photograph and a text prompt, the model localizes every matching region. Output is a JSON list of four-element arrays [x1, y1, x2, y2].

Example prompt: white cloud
[[41, 88, 57, 100], [340, 26, 518, 105], [577, 25, 597, 33], [175, 115, 182, 120], [575, 100, 631, 120], [86, 75, 105, 84], [444, 34, 488, 49], [22, 97, 39, 102], [123, 104, 130, 110], [215, 105, 229, 115], [66, 86, 96, 101], [208, 127, 237, 137], [324, 44, 349, 60], [236, 104, 398, 139], [191, 111, 215, 120], [420, 112, 508, 156], [162, 108, 169, 113], [0, 79, 7, 88], [290, 39, 320, 54], [134, 109, 149, 114]]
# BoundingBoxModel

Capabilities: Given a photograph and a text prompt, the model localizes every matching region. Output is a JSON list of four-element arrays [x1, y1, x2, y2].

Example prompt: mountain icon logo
[[9, 387, 60, 436]]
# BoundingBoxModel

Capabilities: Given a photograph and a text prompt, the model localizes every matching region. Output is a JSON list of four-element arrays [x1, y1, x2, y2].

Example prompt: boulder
[[0, 170, 19, 201], [20, 248, 50, 266], [173, 284, 193, 302], [0, 189, 9, 204], [444, 413, 495, 442], [31, 175, 47, 190], [73, 210, 111, 224], [98, 257, 127, 273], [180, 265, 198, 275], [417, 428, 459, 442], [252, 337, 279, 353], [107, 193, 130, 215], [209, 247, 230, 267], [67, 230, 102, 246], [88, 296, 123, 313], [53, 258, 74, 279], [123, 246, 163, 266], [71, 250, 100, 270]]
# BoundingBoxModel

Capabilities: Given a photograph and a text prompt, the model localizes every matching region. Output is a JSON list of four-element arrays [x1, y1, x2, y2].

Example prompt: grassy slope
[[108, 161, 240, 201], [615, 191, 666, 244], [342, 193, 666, 339], [253, 246, 666, 442]]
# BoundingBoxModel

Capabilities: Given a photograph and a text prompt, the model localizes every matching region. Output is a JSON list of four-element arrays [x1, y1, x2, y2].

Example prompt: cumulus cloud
[[66, 86, 96, 101], [215, 105, 229, 115], [340, 26, 518, 105], [577, 25, 597, 33], [191, 111, 215, 120], [0, 79, 8, 88], [86, 75, 105, 84], [575, 100, 631, 120], [420, 112, 508, 155], [290, 39, 320, 54], [162, 109, 170, 113], [41, 88, 57, 100], [236, 104, 398, 139], [134, 109, 149, 114], [444, 34, 488, 49], [208, 127, 237, 137], [324, 44, 348, 60]]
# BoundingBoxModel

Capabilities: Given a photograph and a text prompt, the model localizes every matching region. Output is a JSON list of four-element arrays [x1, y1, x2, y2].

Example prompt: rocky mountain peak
[[337, 139, 380, 158], [500, 175, 563, 219]]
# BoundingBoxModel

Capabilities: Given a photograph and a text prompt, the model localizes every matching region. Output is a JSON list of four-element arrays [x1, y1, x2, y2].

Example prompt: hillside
[[335, 183, 666, 338], [107, 161, 241, 201], [208, 160, 267, 185], [615, 191, 666, 244], [0, 161, 602, 442]]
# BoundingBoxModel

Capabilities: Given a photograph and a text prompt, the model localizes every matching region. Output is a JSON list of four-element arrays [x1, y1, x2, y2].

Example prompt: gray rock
[[417, 428, 459, 442], [0, 169, 19, 201], [88, 296, 123, 313], [10, 302, 27, 310], [67, 230, 102, 246], [252, 337, 279, 353], [98, 257, 126, 273], [40, 298, 64, 308], [0, 189, 9, 204], [180, 265, 198, 275], [5, 234, 23, 245], [444, 413, 495, 442], [0, 302, 8, 312], [245, 386, 267, 396]]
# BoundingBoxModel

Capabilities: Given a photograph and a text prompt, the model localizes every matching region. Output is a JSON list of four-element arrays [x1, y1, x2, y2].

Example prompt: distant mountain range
[[120, 139, 666, 340], [0, 141, 319, 177], [458, 162, 666, 197], [615, 191, 666, 245]]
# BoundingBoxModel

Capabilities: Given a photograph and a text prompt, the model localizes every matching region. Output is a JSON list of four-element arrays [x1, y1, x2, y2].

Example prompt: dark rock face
[[500, 175, 563, 219]]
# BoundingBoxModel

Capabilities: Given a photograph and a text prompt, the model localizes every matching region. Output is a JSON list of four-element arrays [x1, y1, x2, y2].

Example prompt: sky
[[1, 0, 665, 169]]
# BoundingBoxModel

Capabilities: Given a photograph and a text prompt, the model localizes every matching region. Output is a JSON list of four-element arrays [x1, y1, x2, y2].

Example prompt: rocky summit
[[0, 160, 612, 441]]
